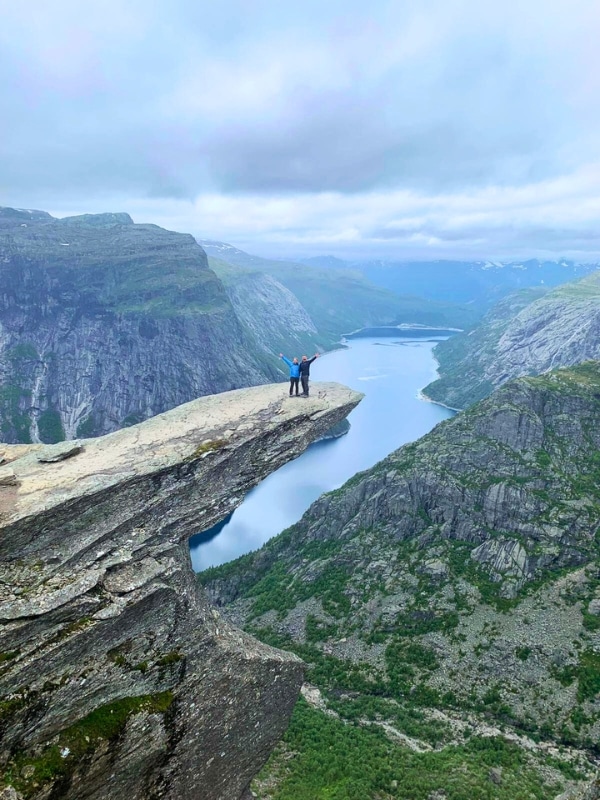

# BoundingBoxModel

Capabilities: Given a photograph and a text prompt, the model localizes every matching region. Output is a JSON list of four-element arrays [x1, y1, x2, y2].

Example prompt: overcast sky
[[2, 0, 600, 260]]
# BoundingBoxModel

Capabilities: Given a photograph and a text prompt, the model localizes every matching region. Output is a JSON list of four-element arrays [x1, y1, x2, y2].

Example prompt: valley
[[190, 332, 454, 571], [203, 363, 600, 799], [424, 271, 600, 409], [0, 207, 472, 444], [4, 5, 600, 799], [0, 206, 598, 800]]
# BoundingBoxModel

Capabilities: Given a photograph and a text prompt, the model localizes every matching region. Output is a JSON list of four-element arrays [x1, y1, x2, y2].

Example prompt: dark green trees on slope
[[203, 362, 600, 799]]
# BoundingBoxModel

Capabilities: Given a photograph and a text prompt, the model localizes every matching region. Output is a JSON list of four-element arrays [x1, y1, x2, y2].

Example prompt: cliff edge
[[0, 381, 362, 800]]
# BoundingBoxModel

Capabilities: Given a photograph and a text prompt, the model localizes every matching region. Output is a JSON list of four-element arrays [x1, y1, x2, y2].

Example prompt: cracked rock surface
[[0, 381, 362, 800]]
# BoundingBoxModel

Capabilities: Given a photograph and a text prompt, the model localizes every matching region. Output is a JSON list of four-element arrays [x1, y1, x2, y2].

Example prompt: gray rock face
[[206, 364, 600, 758], [224, 272, 321, 354], [0, 208, 281, 443], [424, 273, 600, 408], [0, 381, 362, 799]]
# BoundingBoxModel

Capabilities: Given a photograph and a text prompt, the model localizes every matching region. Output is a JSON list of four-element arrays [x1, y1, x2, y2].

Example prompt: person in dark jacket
[[280, 353, 301, 396], [298, 353, 319, 396]]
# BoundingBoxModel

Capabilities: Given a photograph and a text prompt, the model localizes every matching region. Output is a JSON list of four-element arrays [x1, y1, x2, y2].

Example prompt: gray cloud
[[1, 0, 600, 259]]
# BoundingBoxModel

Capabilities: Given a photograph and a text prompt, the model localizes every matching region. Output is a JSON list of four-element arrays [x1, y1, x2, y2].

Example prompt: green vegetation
[[108, 648, 183, 673], [0, 692, 173, 797], [75, 414, 97, 438], [37, 407, 65, 444], [48, 617, 93, 644], [515, 646, 532, 661], [245, 560, 352, 621], [551, 270, 600, 299], [551, 650, 600, 702], [305, 615, 339, 643], [0, 652, 18, 663], [0, 695, 27, 723], [6, 343, 38, 361], [582, 610, 600, 632], [0, 384, 32, 442], [254, 699, 557, 800], [156, 651, 183, 667], [188, 439, 228, 460], [100, 248, 229, 318]]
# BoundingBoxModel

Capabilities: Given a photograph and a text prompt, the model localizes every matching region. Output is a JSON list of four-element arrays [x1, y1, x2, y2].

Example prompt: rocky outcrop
[[0, 381, 362, 799], [424, 272, 600, 408], [0, 208, 281, 444], [205, 364, 600, 795]]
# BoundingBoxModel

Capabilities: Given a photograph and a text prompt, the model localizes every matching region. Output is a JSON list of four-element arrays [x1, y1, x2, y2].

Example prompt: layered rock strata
[[0, 381, 362, 800]]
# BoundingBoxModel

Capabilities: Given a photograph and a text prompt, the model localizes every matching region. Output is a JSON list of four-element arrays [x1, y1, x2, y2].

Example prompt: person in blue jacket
[[280, 353, 301, 396]]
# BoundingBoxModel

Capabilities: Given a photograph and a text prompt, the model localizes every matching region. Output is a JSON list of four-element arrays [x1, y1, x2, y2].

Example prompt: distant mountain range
[[0, 208, 477, 444], [300, 255, 600, 307], [199, 240, 480, 338]]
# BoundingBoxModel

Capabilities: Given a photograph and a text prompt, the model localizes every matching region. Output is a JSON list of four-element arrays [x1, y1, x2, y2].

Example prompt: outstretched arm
[[280, 355, 293, 367], [308, 354, 319, 365]]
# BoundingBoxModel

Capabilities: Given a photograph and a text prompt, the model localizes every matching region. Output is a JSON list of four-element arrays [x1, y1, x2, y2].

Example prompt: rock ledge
[[0, 381, 362, 800]]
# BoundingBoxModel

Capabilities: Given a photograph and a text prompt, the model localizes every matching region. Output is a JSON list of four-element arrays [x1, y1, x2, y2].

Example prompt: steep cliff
[[199, 240, 479, 334], [0, 207, 280, 444], [424, 272, 600, 408], [0, 381, 362, 800], [207, 256, 328, 354], [205, 364, 600, 799]]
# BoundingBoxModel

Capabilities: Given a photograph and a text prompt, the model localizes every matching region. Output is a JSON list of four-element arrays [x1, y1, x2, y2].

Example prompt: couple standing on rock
[[280, 353, 320, 397]]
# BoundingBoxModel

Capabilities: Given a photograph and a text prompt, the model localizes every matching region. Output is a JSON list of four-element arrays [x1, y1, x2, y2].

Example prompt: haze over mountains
[[301, 254, 599, 307], [424, 271, 600, 408], [3, 1, 600, 798]]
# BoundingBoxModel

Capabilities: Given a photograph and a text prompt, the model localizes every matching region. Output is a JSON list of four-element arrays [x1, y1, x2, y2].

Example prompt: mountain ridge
[[423, 271, 600, 409], [0, 206, 282, 443], [198, 239, 480, 335], [204, 363, 600, 799]]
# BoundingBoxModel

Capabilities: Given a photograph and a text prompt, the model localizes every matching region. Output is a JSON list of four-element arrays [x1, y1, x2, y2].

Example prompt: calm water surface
[[190, 333, 455, 571]]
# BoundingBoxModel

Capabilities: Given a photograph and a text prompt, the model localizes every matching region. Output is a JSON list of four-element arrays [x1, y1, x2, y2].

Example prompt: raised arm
[[308, 354, 319, 365], [280, 354, 293, 367]]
